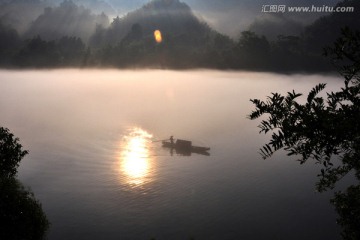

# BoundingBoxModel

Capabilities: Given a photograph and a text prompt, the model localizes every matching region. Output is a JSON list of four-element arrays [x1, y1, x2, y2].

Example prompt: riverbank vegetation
[[249, 28, 360, 239], [0, 127, 50, 240]]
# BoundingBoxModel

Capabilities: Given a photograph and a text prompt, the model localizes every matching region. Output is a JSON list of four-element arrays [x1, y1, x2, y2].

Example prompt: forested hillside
[[0, 0, 359, 71]]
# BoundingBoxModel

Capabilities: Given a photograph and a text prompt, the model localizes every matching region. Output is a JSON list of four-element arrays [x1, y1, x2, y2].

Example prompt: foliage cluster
[[249, 28, 360, 191], [331, 185, 360, 240], [0, 127, 49, 239], [0, 127, 29, 178], [249, 28, 360, 239], [0, 178, 50, 240]]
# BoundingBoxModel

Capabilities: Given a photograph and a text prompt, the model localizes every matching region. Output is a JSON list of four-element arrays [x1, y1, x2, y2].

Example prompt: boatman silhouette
[[170, 136, 174, 145]]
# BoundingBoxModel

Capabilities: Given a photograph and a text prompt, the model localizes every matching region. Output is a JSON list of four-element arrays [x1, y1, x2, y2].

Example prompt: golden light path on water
[[118, 127, 155, 186]]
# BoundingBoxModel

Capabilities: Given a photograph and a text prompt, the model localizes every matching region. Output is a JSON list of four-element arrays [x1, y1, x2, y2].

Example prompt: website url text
[[261, 5, 355, 13]]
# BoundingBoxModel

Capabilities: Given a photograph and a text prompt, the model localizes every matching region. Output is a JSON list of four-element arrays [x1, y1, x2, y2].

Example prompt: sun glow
[[154, 30, 162, 43], [119, 128, 154, 186]]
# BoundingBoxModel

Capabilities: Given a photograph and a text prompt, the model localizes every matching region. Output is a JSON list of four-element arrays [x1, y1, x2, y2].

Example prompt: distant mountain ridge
[[88, 0, 234, 68], [24, 0, 109, 42], [0, 0, 359, 71], [90, 0, 213, 47]]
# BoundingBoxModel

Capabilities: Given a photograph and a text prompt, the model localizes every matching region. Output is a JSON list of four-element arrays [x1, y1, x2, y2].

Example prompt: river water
[[0, 69, 348, 239]]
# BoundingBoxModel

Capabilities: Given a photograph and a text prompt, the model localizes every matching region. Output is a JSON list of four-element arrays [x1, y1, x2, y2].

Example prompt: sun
[[154, 30, 162, 43]]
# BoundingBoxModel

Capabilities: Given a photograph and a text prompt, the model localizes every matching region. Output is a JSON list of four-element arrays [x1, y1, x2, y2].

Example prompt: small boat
[[162, 139, 210, 156]]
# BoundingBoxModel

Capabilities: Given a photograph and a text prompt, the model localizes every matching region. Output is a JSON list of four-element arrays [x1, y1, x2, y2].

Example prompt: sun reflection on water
[[119, 127, 155, 186]]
